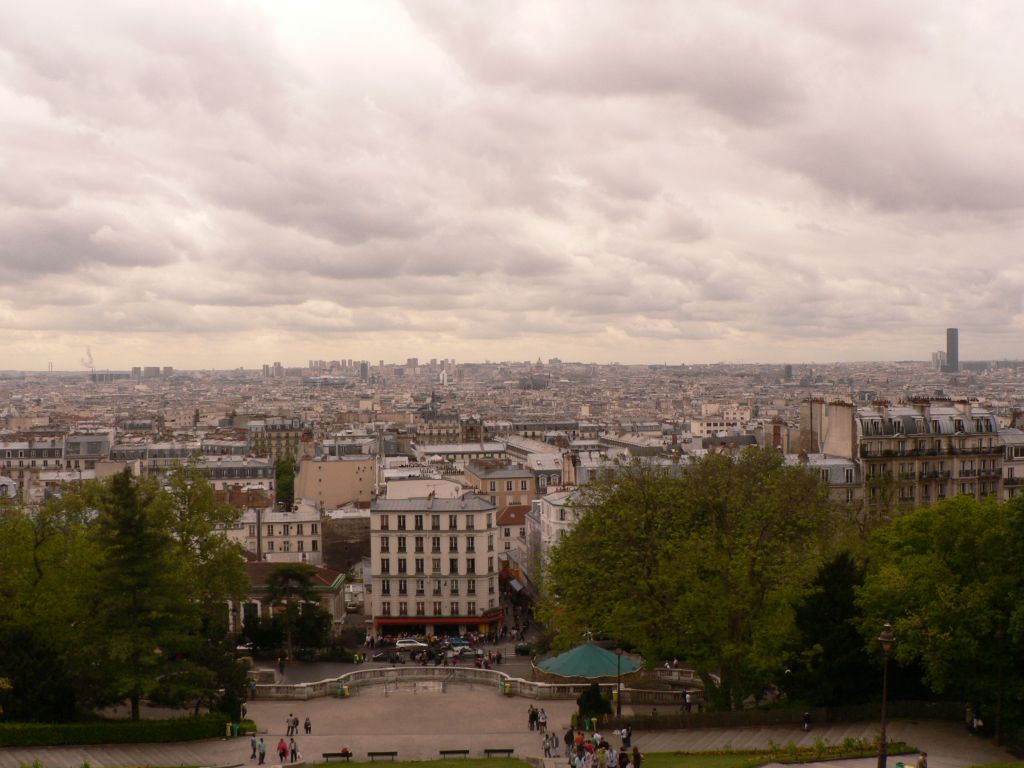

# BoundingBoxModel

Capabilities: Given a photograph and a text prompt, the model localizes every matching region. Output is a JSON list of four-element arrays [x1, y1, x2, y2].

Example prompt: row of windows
[[265, 539, 318, 552], [252, 523, 319, 536], [487, 479, 531, 492], [380, 513, 491, 531], [380, 599, 493, 617], [379, 577, 495, 596], [379, 556, 494, 575], [379, 535, 493, 553]]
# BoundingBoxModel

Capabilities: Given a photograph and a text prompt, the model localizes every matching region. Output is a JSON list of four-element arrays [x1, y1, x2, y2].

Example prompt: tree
[[858, 495, 1024, 743], [86, 470, 199, 720], [275, 457, 295, 509], [544, 450, 831, 709], [265, 563, 320, 660]]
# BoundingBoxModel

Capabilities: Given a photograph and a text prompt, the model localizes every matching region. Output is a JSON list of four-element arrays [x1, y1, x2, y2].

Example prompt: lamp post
[[616, 648, 623, 717], [877, 623, 896, 768]]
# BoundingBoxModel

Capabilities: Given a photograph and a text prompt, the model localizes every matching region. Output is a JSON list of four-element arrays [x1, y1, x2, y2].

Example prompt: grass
[[970, 764, 1024, 768], [306, 760, 527, 768], [642, 741, 918, 768]]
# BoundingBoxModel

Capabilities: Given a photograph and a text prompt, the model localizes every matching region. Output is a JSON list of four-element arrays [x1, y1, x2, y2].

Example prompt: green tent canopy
[[537, 643, 642, 678]]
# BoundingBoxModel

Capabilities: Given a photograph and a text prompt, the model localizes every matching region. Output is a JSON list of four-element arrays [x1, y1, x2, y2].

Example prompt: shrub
[[0, 713, 234, 747]]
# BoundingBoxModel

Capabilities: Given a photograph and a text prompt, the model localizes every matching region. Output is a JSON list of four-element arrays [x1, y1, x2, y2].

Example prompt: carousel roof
[[537, 643, 642, 678]]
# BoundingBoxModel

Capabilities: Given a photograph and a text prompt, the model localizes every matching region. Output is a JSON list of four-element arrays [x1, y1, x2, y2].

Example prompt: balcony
[[1005, 477, 1024, 486]]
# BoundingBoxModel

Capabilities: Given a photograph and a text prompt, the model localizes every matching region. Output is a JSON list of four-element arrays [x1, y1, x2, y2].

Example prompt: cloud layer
[[1, 0, 1023, 369]]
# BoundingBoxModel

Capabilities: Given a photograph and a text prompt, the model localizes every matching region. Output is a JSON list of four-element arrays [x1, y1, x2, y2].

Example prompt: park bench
[[368, 751, 399, 761], [484, 748, 515, 758], [322, 750, 353, 762], [439, 749, 470, 758]]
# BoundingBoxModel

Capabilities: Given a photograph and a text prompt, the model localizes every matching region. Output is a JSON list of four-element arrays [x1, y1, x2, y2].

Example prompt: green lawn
[[644, 753, 770, 768], [306, 760, 527, 768]]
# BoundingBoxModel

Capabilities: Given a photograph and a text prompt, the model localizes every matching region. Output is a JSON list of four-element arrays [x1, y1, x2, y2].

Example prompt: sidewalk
[[0, 686, 1014, 768]]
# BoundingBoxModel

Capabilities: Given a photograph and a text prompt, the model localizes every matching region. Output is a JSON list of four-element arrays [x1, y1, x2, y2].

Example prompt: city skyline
[[3, 1, 1024, 369]]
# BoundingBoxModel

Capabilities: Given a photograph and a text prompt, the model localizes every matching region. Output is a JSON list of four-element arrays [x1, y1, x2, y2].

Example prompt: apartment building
[[249, 417, 308, 461], [1002, 428, 1024, 500], [232, 498, 324, 564], [294, 454, 375, 511], [524, 489, 579, 583], [463, 462, 537, 509], [200, 456, 275, 493], [801, 399, 1004, 509], [368, 496, 502, 636]]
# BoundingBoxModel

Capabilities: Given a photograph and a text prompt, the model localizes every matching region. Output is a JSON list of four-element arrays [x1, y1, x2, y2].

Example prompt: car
[[515, 642, 533, 656], [446, 637, 470, 647], [448, 646, 484, 659], [395, 638, 428, 649], [372, 650, 405, 663]]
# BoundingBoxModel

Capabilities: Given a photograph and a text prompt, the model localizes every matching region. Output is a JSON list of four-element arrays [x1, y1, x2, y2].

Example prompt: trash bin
[[232, 723, 240, 737], [503, 681, 512, 696], [342, 684, 350, 697], [226, 722, 233, 738]]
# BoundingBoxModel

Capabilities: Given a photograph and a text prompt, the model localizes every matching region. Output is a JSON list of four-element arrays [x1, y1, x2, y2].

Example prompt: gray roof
[[371, 495, 495, 512]]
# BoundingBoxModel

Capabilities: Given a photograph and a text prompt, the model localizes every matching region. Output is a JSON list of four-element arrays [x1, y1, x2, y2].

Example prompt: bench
[[484, 748, 515, 758], [322, 751, 353, 762], [439, 750, 470, 758], [368, 751, 399, 761]]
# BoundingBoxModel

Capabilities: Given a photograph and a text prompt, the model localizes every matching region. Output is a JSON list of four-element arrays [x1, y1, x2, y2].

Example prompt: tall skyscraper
[[945, 327, 959, 372]]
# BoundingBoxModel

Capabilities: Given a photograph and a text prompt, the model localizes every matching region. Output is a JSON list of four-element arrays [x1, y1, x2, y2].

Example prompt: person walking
[[305, 716, 312, 734], [289, 737, 299, 763], [250, 733, 258, 760], [539, 708, 548, 733], [631, 746, 643, 768], [286, 713, 294, 736], [257, 737, 266, 765], [917, 752, 928, 768], [277, 738, 288, 763]]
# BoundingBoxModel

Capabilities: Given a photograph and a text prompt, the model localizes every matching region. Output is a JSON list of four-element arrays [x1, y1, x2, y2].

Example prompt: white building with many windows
[[368, 496, 503, 637]]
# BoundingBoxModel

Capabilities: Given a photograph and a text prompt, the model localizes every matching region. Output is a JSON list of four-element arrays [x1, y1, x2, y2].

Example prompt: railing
[[254, 665, 690, 704], [1005, 477, 1024, 486]]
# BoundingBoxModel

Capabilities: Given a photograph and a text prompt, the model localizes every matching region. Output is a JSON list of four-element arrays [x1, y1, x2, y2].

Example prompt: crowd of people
[[247, 712, 311, 764], [554, 726, 643, 768]]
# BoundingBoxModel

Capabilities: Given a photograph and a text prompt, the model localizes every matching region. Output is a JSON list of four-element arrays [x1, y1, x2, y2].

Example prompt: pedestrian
[[305, 716, 312, 734], [565, 727, 575, 754], [539, 708, 548, 733], [286, 713, 294, 735], [289, 737, 299, 763], [631, 746, 643, 768], [250, 733, 258, 760], [621, 723, 632, 749], [685, 691, 692, 713], [293, 715, 300, 735], [529, 705, 538, 730], [917, 752, 928, 768], [257, 737, 266, 765], [277, 737, 288, 762], [802, 711, 811, 732], [544, 734, 552, 758]]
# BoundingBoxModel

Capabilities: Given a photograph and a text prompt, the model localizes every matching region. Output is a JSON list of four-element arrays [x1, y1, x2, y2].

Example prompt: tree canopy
[[543, 449, 831, 709]]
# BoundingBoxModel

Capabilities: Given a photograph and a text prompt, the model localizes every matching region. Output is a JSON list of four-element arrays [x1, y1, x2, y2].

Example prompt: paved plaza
[[0, 682, 1015, 768]]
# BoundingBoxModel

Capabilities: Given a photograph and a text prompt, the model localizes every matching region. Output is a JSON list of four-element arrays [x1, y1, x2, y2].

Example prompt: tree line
[[541, 449, 1024, 742]]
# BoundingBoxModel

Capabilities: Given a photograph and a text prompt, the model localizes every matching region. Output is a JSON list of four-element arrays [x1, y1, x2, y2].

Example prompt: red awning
[[375, 611, 503, 626]]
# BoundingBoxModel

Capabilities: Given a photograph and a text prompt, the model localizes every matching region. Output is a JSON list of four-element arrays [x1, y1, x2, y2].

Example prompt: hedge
[[0, 713, 251, 747]]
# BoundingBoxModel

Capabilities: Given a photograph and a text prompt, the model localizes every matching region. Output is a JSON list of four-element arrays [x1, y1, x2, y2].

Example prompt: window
[[506, 480, 513, 491], [397, 515, 407, 530], [266, 524, 274, 536], [297, 540, 304, 552], [488, 556, 494, 573], [489, 577, 495, 594], [416, 579, 425, 596], [415, 536, 424, 553], [466, 515, 475, 530], [468, 579, 476, 595], [467, 601, 476, 616], [504, 541, 510, 550], [398, 558, 407, 574], [448, 536, 458, 552], [381, 579, 391, 595], [520, 479, 528, 491], [381, 558, 390, 574], [448, 514, 458, 530], [449, 558, 459, 575], [380, 515, 389, 531], [415, 558, 425, 574], [266, 541, 274, 552], [519, 526, 525, 537], [467, 558, 476, 574], [248, 524, 256, 537], [398, 579, 408, 595], [503, 527, 510, 537], [296, 523, 304, 535], [312, 540, 318, 551], [488, 534, 494, 551], [432, 557, 441, 573], [431, 536, 441, 553], [467, 537, 476, 553], [845, 468, 854, 484], [399, 602, 408, 616], [382, 601, 391, 616], [416, 601, 425, 617], [380, 536, 390, 553], [433, 601, 442, 615], [450, 601, 460, 616], [433, 580, 442, 596], [559, 509, 567, 522], [431, 514, 440, 530], [311, 523, 318, 535], [489, 481, 496, 492], [414, 515, 424, 530]]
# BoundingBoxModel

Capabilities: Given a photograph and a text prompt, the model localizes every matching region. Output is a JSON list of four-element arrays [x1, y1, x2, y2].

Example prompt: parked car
[[372, 650, 405, 663], [444, 636, 470, 647], [395, 638, 428, 649], [515, 642, 533, 656], [448, 646, 484, 659]]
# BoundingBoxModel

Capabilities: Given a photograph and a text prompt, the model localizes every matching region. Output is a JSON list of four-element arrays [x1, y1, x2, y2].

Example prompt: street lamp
[[877, 623, 896, 768], [616, 648, 624, 717]]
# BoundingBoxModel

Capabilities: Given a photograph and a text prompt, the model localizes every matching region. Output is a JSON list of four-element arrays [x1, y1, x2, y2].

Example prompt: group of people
[[528, 705, 549, 732], [562, 728, 642, 768], [247, 713, 311, 764]]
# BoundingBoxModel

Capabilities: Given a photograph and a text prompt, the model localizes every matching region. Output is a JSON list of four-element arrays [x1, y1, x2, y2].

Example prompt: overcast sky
[[2, 0, 1023, 370]]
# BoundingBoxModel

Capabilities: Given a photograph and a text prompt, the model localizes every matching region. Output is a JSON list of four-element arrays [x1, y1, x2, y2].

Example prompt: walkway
[[0, 685, 1014, 768]]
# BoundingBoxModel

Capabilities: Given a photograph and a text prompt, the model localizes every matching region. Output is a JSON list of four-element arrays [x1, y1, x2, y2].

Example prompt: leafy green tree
[[858, 495, 1024, 743], [86, 470, 199, 720], [275, 457, 295, 509], [0, 624, 76, 721], [265, 563, 320, 660], [545, 450, 831, 709]]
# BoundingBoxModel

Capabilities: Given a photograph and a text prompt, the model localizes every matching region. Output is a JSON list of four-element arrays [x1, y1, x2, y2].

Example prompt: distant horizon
[[3, 3, 1023, 369]]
